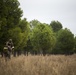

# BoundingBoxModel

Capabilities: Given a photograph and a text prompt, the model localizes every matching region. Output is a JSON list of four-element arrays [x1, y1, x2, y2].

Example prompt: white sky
[[18, 0, 76, 35]]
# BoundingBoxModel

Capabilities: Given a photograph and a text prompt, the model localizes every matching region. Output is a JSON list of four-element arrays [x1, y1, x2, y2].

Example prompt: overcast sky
[[18, 0, 76, 35]]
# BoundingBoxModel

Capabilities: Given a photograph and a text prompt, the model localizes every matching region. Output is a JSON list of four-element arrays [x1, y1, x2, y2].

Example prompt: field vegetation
[[0, 54, 76, 75]]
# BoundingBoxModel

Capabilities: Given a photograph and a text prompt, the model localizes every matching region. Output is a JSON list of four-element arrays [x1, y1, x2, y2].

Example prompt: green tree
[[30, 19, 41, 29], [8, 27, 22, 50], [50, 21, 62, 32], [0, 0, 22, 29], [30, 23, 56, 55], [53, 28, 74, 54], [9, 18, 30, 50], [8, 18, 30, 56], [18, 18, 30, 50], [74, 36, 76, 53], [0, 0, 22, 52]]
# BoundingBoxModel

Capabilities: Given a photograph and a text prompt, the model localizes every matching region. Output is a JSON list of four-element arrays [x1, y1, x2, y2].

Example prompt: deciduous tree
[[53, 28, 74, 54], [50, 21, 62, 32], [0, 0, 22, 52], [30, 23, 56, 55]]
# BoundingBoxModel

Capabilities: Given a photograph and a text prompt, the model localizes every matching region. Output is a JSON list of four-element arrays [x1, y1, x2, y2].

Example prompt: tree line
[[0, 0, 76, 56]]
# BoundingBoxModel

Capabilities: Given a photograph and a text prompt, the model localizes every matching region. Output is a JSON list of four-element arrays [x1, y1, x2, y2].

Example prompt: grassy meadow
[[0, 54, 76, 75]]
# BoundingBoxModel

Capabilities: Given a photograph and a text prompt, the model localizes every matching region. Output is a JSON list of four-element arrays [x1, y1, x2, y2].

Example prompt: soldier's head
[[9, 39, 12, 42]]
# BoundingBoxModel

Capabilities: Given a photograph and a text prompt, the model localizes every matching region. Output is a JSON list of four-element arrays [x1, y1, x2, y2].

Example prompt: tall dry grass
[[0, 54, 76, 75]]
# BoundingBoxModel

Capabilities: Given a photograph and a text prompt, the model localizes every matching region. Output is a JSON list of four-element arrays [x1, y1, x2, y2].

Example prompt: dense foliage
[[74, 37, 76, 53], [30, 23, 56, 55], [0, 0, 76, 55], [52, 28, 75, 54], [50, 21, 62, 32]]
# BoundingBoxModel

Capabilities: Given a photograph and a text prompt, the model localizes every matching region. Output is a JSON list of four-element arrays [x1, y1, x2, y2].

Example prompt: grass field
[[0, 54, 76, 75]]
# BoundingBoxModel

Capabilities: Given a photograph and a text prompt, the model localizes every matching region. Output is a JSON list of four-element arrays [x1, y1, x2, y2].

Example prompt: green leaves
[[74, 37, 76, 53], [0, 0, 75, 55], [50, 21, 62, 32], [30, 19, 41, 29], [0, 0, 23, 51], [54, 28, 75, 54], [8, 27, 22, 49], [30, 23, 56, 54]]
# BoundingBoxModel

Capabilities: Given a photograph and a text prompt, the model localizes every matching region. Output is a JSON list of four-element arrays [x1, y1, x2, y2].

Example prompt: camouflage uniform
[[6, 39, 13, 51], [4, 39, 14, 59]]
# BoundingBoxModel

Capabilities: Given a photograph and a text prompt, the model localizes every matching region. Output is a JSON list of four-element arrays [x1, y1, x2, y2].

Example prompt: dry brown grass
[[0, 54, 76, 75]]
